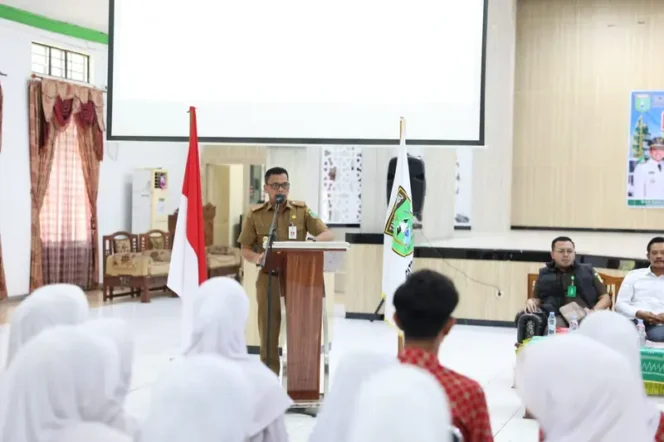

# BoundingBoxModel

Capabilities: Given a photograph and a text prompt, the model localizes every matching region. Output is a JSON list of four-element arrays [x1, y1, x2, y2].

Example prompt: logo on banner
[[635, 94, 652, 112]]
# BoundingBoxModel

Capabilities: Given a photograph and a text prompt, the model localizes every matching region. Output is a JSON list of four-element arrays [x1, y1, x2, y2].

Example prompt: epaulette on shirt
[[290, 201, 306, 207], [251, 202, 268, 212]]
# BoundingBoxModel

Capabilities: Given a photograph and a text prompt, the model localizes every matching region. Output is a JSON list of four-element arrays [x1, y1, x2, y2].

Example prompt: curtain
[[0, 80, 6, 300], [28, 79, 104, 290], [40, 122, 93, 287]]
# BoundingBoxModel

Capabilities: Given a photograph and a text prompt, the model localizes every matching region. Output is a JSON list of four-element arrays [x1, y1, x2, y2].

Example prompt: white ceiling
[[3, 0, 109, 33]]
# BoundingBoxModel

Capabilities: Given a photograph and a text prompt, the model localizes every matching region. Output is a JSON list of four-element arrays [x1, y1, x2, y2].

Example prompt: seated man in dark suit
[[515, 236, 612, 343]]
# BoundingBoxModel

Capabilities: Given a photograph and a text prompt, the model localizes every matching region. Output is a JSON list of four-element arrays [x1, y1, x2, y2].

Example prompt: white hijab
[[6, 283, 89, 366], [80, 318, 138, 435], [309, 351, 396, 442], [53, 423, 131, 442], [347, 364, 452, 442], [578, 310, 662, 438], [516, 334, 650, 442], [184, 277, 293, 437], [0, 325, 124, 442], [138, 354, 253, 442]]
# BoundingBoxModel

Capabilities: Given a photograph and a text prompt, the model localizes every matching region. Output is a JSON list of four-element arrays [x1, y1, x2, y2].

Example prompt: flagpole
[[397, 117, 406, 354]]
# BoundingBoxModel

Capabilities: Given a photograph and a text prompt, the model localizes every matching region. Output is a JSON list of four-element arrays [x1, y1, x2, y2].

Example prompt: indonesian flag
[[381, 117, 414, 328], [167, 106, 207, 349]]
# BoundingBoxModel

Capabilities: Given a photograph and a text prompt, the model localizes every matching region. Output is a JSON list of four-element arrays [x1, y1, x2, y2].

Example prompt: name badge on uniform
[[262, 236, 268, 249], [288, 223, 297, 240], [567, 276, 577, 298]]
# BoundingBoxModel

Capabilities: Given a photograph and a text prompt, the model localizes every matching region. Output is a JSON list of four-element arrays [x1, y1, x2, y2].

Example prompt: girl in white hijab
[[5, 283, 89, 366], [184, 277, 293, 442], [578, 310, 664, 440], [80, 318, 139, 436], [516, 334, 650, 442], [0, 325, 125, 442], [54, 423, 130, 442], [309, 351, 396, 442], [347, 364, 452, 442], [138, 354, 253, 442]]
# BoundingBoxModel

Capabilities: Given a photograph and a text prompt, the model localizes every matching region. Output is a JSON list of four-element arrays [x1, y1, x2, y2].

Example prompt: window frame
[[31, 42, 91, 84]]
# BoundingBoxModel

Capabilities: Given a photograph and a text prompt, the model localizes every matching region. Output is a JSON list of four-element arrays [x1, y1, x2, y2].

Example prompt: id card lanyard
[[567, 275, 577, 298]]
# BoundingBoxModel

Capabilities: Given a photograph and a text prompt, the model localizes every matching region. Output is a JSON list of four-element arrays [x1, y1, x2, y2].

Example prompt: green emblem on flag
[[635, 94, 651, 112], [384, 186, 414, 258]]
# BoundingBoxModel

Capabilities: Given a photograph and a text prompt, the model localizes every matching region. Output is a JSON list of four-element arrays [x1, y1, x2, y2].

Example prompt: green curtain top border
[[0, 5, 108, 45]]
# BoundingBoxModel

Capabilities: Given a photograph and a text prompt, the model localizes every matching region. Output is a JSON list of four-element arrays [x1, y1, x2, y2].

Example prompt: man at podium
[[238, 167, 334, 374]]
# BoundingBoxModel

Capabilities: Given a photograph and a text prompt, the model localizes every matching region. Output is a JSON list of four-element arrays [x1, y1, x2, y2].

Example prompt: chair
[[102, 232, 145, 302]]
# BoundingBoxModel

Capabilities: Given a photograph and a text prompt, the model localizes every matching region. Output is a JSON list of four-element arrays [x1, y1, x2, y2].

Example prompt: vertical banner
[[628, 91, 664, 207]]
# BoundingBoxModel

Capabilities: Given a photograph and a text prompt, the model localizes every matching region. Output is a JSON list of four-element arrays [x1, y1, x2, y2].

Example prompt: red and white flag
[[167, 106, 207, 350]]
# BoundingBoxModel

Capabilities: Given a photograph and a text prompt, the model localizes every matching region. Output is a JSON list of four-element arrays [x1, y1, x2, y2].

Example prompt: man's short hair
[[551, 236, 574, 250], [647, 237, 664, 253], [264, 167, 289, 183], [393, 269, 459, 339]]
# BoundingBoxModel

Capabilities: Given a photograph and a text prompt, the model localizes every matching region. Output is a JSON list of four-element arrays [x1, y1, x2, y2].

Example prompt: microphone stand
[[260, 196, 283, 376]]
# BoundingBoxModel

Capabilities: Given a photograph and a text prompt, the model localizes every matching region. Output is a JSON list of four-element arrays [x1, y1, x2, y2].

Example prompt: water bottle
[[569, 314, 578, 331], [547, 312, 556, 336], [637, 319, 647, 347]]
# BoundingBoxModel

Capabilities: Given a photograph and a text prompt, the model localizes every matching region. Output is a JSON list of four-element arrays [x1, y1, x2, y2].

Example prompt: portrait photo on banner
[[627, 91, 664, 207]]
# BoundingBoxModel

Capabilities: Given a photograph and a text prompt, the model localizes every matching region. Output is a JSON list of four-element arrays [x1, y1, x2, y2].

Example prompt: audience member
[[615, 237, 664, 341], [347, 364, 452, 442], [184, 277, 292, 442], [578, 310, 664, 440], [138, 354, 252, 442], [5, 283, 89, 366], [80, 318, 139, 435], [309, 351, 396, 442], [0, 325, 124, 442], [54, 422, 130, 442], [516, 236, 611, 342], [516, 334, 649, 441], [393, 269, 493, 442]]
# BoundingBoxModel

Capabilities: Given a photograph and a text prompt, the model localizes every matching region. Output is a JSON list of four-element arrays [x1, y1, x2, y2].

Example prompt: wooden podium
[[264, 241, 349, 404]]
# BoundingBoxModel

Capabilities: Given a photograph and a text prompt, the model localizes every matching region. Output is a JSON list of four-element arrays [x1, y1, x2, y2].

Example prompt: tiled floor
[[0, 296, 565, 441]]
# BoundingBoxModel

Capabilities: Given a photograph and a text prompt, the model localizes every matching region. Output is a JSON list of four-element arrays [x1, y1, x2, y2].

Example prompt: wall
[[511, 0, 664, 230], [0, 18, 187, 296]]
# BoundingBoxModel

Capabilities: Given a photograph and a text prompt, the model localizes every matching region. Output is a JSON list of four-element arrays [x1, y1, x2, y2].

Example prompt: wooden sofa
[[102, 203, 242, 303], [102, 230, 172, 303]]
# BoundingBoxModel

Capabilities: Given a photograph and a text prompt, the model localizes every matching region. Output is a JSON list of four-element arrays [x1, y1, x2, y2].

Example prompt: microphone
[[260, 194, 286, 268]]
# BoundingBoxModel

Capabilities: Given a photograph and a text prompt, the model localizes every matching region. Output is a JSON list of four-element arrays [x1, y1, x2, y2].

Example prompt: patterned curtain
[[40, 122, 93, 287], [0, 80, 6, 300], [28, 79, 104, 290]]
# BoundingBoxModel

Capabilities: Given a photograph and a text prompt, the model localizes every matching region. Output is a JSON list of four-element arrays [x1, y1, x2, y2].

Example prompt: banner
[[627, 91, 664, 207]]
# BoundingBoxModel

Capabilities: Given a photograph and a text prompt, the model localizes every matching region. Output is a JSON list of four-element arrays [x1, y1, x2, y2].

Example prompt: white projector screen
[[108, 0, 487, 145]]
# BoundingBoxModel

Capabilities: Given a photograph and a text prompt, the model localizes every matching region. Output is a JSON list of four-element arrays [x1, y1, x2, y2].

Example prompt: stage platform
[[342, 229, 657, 326]]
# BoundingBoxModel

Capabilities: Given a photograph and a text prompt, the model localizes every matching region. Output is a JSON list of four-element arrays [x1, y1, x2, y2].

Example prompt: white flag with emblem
[[381, 117, 414, 328]]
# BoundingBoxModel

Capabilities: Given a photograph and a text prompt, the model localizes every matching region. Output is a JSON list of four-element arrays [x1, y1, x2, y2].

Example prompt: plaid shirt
[[398, 347, 494, 442]]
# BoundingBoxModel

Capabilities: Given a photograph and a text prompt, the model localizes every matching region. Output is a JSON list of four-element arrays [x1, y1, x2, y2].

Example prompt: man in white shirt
[[632, 138, 664, 200], [615, 237, 664, 341]]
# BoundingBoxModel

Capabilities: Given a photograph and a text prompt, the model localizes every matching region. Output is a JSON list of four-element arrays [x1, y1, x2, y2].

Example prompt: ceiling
[[2, 0, 109, 33]]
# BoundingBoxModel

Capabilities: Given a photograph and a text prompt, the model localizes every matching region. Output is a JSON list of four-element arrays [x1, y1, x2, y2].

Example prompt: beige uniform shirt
[[238, 200, 328, 253]]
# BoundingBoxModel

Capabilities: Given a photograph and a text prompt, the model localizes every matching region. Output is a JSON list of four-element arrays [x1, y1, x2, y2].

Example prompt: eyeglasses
[[267, 182, 290, 190]]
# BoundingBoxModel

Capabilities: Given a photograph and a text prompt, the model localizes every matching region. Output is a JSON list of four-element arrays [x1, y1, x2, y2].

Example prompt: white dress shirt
[[615, 267, 664, 319], [632, 159, 664, 200]]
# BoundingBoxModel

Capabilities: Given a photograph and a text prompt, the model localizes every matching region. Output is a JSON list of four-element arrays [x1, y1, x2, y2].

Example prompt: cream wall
[[512, 0, 664, 230]]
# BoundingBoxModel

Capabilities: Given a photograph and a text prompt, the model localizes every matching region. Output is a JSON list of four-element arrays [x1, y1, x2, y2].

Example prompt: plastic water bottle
[[547, 312, 556, 336], [569, 314, 579, 332], [637, 319, 647, 347]]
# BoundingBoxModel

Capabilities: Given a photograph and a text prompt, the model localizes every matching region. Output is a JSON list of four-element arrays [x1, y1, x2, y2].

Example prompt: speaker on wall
[[386, 155, 426, 223]]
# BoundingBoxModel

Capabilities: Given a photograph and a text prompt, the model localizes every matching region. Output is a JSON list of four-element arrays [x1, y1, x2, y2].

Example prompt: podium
[[264, 241, 349, 405]]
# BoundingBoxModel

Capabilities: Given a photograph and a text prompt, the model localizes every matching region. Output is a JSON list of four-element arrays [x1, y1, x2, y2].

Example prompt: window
[[31, 43, 90, 83], [320, 146, 363, 225]]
